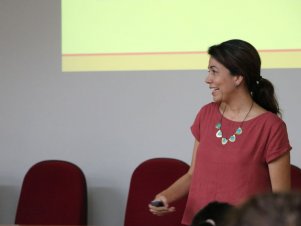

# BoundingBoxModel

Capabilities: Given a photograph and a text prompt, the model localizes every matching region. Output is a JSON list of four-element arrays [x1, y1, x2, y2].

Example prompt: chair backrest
[[15, 160, 87, 225], [124, 157, 189, 226], [291, 164, 301, 191]]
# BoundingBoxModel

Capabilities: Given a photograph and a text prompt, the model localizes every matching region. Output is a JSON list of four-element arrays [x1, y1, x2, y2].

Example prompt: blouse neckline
[[214, 102, 272, 124]]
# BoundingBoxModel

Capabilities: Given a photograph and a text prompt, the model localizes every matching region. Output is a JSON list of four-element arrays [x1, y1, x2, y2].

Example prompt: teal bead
[[229, 135, 236, 142], [235, 127, 242, 135], [216, 129, 222, 138], [215, 123, 221, 129], [221, 138, 228, 145]]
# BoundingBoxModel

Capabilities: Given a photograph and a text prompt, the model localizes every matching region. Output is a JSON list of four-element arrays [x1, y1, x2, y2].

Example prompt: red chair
[[15, 160, 87, 225], [124, 157, 189, 226], [291, 164, 301, 191]]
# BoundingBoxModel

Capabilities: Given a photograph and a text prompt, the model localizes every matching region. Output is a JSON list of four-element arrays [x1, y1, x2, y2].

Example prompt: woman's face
[[205, 56, 238, 102]]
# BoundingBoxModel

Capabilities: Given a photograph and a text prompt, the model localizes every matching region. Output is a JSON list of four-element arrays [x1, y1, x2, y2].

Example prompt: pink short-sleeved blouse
[[182, 102, 292, 225]]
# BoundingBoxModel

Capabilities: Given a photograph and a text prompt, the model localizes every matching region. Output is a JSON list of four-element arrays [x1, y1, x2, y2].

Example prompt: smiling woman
[[61, 0, 301, 71], [148, 39, 292, 226]]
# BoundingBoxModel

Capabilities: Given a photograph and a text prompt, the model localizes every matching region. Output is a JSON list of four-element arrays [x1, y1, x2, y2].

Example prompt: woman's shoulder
[[191, 103, 217, 123], [194, 102, 219, 117], [248, 106, 285, 128], [199, 102, 219, 112]]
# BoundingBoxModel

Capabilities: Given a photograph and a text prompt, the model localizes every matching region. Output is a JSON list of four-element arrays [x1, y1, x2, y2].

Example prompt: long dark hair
[[208, 39, 280, 116]]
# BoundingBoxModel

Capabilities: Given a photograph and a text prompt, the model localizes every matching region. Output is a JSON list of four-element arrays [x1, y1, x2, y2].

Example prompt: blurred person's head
[[226, 192, 301, 226], [190, 201, 234, 226]]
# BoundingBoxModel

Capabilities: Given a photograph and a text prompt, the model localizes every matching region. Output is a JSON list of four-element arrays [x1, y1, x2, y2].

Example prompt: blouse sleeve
[[265, 119, 292, 163], [190, 109, 202, 141]]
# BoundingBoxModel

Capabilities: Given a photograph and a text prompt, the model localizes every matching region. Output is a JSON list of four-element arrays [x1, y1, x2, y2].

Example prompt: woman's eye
[[209, 70, 217, 74]]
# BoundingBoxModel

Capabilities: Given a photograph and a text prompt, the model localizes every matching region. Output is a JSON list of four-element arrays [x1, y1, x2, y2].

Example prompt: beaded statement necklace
[[215, 102, 254, 145]]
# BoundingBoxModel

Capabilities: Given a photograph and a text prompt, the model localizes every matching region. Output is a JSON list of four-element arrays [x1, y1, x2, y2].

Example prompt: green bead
[[215, 123, 221, 129], [229, 135, 236, 142], [221, 138, 228, 145], [216, 129, 222, 138], [235, 127, 242, 135]]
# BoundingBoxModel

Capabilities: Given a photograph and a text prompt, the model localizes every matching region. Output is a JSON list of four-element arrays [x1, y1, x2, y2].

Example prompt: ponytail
[[251, 77, 281, 116]]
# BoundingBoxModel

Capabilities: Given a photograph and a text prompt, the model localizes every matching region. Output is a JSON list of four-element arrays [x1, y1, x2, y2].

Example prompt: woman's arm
[[268, 152, 291, 192], [149, 139, 199, 215]]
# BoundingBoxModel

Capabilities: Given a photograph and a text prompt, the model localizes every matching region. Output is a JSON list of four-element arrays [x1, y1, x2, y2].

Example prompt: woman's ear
[[234, 75, 244, 87]]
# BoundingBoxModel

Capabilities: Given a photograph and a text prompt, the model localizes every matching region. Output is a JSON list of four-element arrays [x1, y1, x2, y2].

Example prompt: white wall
[[0, 1, 300, 226]]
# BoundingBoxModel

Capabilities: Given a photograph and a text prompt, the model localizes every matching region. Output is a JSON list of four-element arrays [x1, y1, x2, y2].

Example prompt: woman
[[148, 39, 292, 225]]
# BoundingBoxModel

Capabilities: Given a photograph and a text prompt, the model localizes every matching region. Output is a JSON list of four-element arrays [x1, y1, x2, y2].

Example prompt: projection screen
[[62, 0, 301, 72]]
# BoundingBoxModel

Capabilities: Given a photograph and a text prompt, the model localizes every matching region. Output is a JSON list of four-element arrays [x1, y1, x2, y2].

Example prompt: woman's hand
[[148, 195, 175, 216]]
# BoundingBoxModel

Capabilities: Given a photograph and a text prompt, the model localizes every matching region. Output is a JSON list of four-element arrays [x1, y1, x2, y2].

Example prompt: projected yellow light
[[62, 0, 301, 72]]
